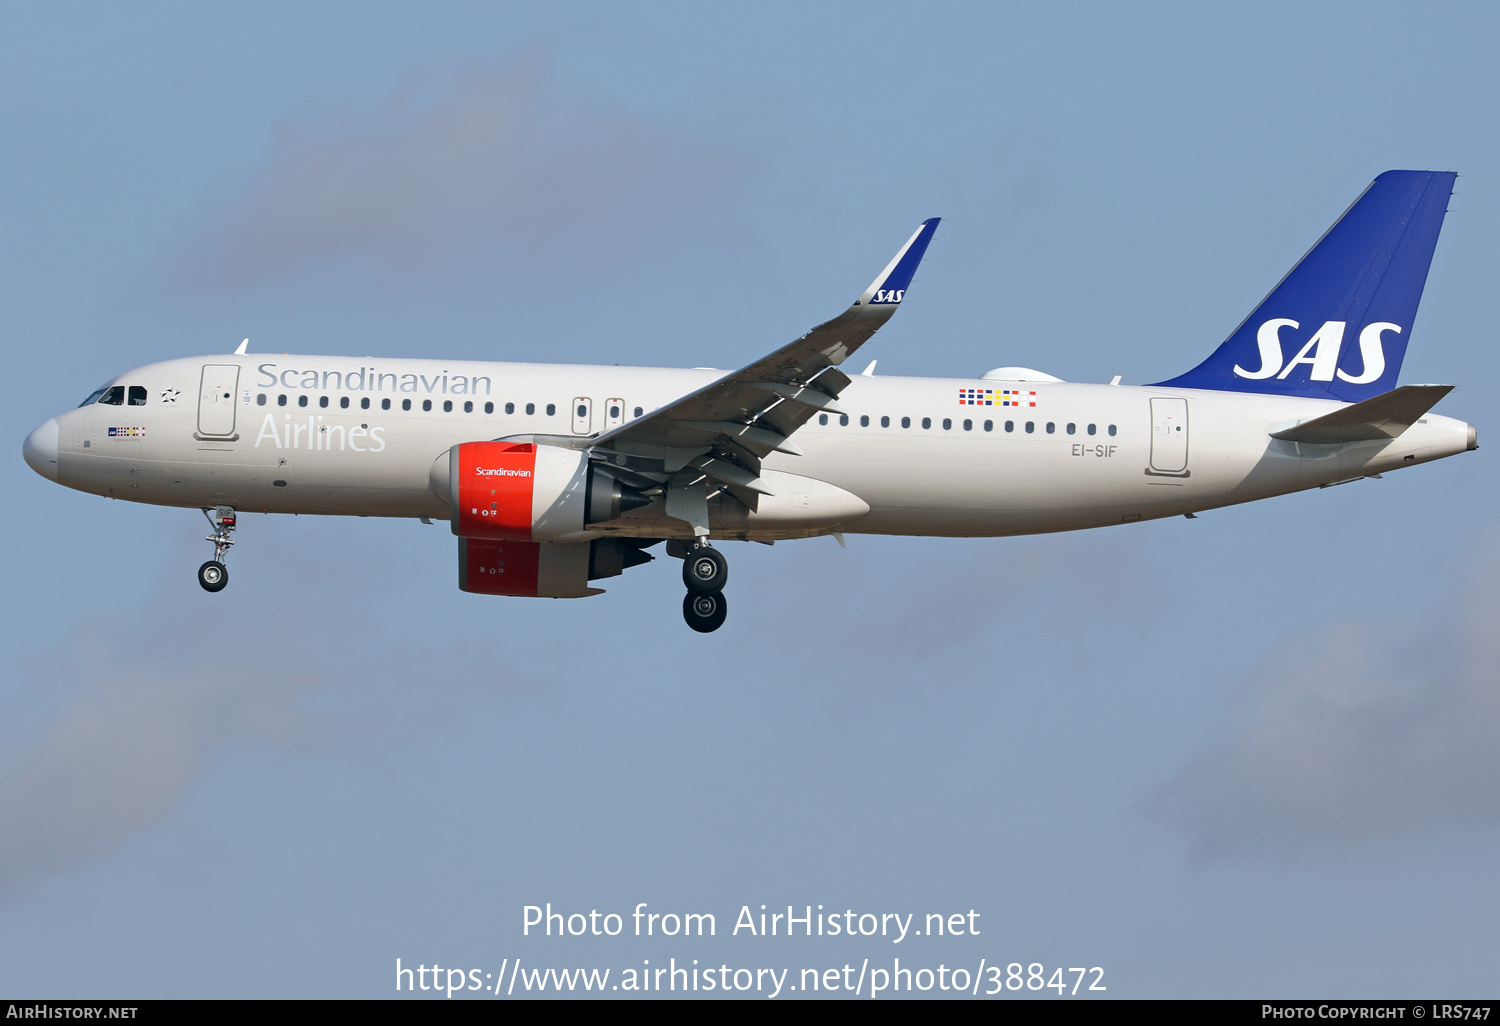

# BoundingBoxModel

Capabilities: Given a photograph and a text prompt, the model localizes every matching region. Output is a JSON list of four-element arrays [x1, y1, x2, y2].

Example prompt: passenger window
[[298, 395, 309, 408], [79, 388, 109, 407], [128, 386, 147, 406], [99, 386, 125, 405], [256, 394, 267, 406], [1025, 421, 1034, 433], [382, 398, 392, 411], [484, 402, 493, 414], [860, 415, 870, 427], [983, 420, 993, 432], [1045, 422, 1055, 433], [319, 396, 329, 408], [526, 403, 535, 415], [546, 403, 556, 416], [1087, 424, 1096, 435], [880, 416, 889, 427], [465, 401, 474, 413], [839, 414, 849, 426], [1005, 420, 1014, 432], [901, 416, 911, 428], [402, 399, 411, 411], [963, 419, 972, 431], [278, 394, 287, 407], [1108, 424, 1117, 436], [922, 417, 931, 429], [634, 406, 643, 418], [443, 400, 453, 413], [943, 418, 952, 430], [344, 396, 354, 409], [818, 413, 828, 425], [361, 397, 370, 410], [609, 404, 620, 419], [422, 400, 432, 412], [1066, 423, 1076, 434], [576, 403, 586, 418]]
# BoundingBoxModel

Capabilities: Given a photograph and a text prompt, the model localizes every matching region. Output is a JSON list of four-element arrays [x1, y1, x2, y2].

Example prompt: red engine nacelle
[[459, 537, 655, 598], [444, 441, 648, 542]]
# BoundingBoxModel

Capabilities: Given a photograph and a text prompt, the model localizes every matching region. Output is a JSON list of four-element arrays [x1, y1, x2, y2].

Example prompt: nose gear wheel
[[198, 560, 228, 592], [199, 506, 237, 592]]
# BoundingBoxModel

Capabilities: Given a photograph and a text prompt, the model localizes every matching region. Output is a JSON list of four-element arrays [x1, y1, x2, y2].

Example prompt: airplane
[[22, 170, 1476, 633]]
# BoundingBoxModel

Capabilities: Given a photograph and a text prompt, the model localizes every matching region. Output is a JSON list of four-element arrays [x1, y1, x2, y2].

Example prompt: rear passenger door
[[1148, 397, 1189, 475]]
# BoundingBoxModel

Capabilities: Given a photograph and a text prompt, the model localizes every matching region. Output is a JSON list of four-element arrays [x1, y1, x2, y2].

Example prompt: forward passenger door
[[198, 365, 240, 438]]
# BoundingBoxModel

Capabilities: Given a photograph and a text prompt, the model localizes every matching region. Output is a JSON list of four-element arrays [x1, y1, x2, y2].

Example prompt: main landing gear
[[198, 506, 236, 593], [680, 541, 728, 633], [683, 545, 728, 594]]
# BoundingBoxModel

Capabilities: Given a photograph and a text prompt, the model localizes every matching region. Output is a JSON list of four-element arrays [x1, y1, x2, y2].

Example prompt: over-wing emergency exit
[[23, 172, 1476, 631]]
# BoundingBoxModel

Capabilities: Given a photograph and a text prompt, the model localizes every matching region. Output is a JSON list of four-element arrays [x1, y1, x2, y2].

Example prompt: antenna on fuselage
[[234, 338, 249, 355]]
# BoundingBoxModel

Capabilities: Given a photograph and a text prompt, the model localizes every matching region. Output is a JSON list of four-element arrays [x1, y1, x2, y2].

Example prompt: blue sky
[[2, 1, 1497, 998]]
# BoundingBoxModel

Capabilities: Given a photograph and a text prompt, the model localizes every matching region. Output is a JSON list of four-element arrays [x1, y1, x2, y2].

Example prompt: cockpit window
[[98, 386, 125, 406], [128, 386, 147, 406], [79, 388, 108, 407]]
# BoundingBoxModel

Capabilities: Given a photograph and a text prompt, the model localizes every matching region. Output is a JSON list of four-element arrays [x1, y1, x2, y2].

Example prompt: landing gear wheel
[[198, 560, 228, 593], [683, 591, 728, 633], [682, 545, 728, 594]]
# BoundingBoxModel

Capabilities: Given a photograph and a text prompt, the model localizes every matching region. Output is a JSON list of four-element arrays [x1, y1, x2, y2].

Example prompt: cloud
[[0, 654, 316, 892], [0, 528, 549, 897], [170, 67, 744, 291], [1147, 532, 1500, 853]]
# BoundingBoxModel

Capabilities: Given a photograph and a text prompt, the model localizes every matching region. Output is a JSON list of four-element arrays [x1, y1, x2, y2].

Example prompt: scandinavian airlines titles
[[254, 414, 386, 452]]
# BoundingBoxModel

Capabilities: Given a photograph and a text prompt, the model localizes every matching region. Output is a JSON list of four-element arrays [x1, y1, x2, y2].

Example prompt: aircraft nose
[[23, 418, 59, 481]]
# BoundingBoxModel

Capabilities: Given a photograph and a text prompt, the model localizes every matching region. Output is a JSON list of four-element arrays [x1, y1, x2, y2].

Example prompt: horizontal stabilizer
[[1270, 384, 1453, 443]]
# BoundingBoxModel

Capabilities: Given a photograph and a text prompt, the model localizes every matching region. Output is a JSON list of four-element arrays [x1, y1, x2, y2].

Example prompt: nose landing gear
[[680, 541, 728, 632], [198, 506, 236, 593], [198, 560, 228, 592]]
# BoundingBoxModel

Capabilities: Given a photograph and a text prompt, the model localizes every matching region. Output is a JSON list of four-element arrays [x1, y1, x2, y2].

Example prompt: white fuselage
[[38, 354, 1475, 540]]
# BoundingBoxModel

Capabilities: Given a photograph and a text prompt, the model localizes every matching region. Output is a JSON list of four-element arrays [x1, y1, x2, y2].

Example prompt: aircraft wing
[[584, 218, 940, 505]]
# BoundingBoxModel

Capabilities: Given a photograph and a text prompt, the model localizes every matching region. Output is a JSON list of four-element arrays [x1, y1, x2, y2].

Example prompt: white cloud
[[1147, 532, 1500, 853], [171, 68, 743, 291], [0, 545, 538, 896], [0, 659, 315, 892]]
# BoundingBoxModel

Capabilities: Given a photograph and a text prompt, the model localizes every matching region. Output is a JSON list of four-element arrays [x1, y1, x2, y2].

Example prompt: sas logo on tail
[[1234, 319, 1400, 383], [871, 289, 906, 304]]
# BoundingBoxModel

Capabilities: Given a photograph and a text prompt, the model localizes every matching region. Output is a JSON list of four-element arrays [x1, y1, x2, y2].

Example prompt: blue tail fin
[[1152, 170, 1456, 401]]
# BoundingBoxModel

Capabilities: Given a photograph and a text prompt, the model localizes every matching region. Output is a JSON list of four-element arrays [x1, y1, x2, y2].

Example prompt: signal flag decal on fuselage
[[959, 389, 1037, 407]]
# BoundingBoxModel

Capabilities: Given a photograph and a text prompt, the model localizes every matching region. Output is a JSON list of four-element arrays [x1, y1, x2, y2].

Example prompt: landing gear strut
[[680, 541, 728, 632], [199, 506, 236, 593]]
